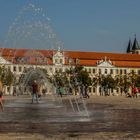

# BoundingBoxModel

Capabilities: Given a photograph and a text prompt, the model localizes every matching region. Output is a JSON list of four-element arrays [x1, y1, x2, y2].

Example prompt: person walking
[[133, 87, 138, 98], [31, 80, 39, 103], [57, 86, 62, 97], [84, 85, 90, 98], [0, 80, 4, 111]]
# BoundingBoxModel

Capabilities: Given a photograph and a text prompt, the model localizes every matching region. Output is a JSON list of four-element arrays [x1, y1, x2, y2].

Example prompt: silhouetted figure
[[0, 80, 4, 111], [84, 85, 90, 98], [58, 86, 63, 97], [31, 80, 39, 103], [133, 87, 138, 98]]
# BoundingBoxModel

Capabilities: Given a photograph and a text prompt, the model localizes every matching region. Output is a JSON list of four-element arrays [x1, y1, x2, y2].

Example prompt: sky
[[0, 0, 140, 53]]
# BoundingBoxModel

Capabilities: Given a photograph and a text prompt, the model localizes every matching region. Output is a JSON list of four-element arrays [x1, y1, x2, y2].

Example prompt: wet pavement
[[0, 95, 140, 139]]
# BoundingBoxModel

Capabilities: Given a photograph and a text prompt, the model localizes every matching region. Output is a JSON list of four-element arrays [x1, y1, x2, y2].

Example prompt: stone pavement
[[0, 95, 140, 140]]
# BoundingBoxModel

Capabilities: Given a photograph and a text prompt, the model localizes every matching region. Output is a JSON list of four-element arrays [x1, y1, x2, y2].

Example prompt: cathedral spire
[[126, 38, 132, 53], [132, 34, 140, 51]]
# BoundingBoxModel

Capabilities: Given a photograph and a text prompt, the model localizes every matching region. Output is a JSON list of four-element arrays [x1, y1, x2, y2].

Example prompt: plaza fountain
[[1, 3, 90, 121]]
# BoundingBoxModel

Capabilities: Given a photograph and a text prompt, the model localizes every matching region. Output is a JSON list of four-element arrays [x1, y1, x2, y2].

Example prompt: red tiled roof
[[80, 60, 97, 66], [66, 51, 140, 61], [0, 48, 53, 57], [115, 61, 140, 68], [0, 48, 140, 68]]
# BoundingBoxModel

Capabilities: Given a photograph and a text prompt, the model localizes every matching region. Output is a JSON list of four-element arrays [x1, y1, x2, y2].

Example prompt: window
[[138, 70, 140, 75], [99, 69, 101, 74], [93, 69, 95, 73], [55, 68, 57, 72], [55, 59, 58, 63], [93, 87, 96, 93], [7, 87, 10, 92], [19, 66, 22, 72], [105, 69, 107, 74], [50, 67, 52, 72], [116, 69, 118, 74], [110, 69, 113, 74], [13, 66, 16, 72], [23, 67, 26, 72], [60, 59, 63, 63], [89, 68, 91, 73], [8, 66, 11, 70], [89, 87, 91, 93], [131, 70, 135, 73], [124, 69, 127, 75], [120, 69, 122, 75]]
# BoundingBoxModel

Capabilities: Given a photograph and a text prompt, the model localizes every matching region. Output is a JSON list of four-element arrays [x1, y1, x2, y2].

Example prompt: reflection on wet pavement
[[0, 96, 140, 139]]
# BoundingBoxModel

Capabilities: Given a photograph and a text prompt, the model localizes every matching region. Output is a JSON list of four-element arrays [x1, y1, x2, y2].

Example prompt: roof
[[0, 48, 140, 68], [66, 51, 140, 61], [115, 61, 140, 68]]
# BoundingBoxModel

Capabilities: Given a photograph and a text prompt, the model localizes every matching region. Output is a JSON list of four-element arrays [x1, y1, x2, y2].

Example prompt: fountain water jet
[[1, 3, 90, 120]]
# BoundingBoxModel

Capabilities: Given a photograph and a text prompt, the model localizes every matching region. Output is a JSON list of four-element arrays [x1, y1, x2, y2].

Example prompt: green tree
[[135, 75, 140, 87], [100, 74, 116, 95], [0, 66, 15, 86], [4, 69, 15, 86], [51, 65, 91, 95]]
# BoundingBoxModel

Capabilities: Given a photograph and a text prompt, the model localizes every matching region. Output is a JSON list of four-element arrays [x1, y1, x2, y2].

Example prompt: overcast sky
[[0, 0, 140, 53]]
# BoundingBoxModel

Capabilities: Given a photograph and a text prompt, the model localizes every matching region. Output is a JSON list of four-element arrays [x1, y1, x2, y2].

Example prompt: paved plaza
[[0, 95, 140, 140]]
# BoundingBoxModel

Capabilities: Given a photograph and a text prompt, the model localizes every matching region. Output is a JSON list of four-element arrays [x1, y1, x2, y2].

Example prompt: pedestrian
[[133, 87, 138, 98], [84, 85, 90, 98], [57, 86, 62, 97], [0, 80, 4, 111], [104, 86, 108, 96], [80, 85, 84, 97], [31, 80, 39, 103]]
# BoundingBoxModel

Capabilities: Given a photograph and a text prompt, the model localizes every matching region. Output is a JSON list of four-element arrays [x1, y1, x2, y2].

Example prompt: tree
[[69, 65, 91, 95], [0, 66, 15, 95], [0, 66, 15, 86], [135, 75, 140, 87], [4, 69, 15, 86], [51, 65, 91, 95], [99, 74, 116, 95]]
